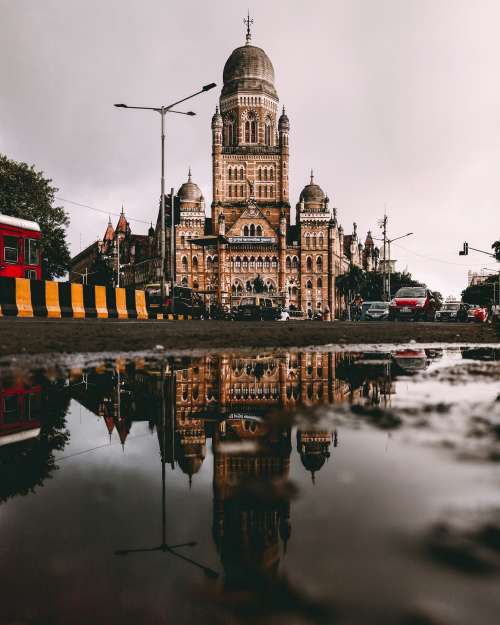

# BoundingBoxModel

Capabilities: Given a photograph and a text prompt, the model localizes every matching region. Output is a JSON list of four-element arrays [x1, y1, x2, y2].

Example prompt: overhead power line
[[55, 196, 152, 225], [392, 242, 492, 267]]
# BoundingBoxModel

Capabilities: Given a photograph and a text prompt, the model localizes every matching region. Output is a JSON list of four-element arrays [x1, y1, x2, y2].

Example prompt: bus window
[[4, 236, 19, 263], [24, 238, 40, 265]]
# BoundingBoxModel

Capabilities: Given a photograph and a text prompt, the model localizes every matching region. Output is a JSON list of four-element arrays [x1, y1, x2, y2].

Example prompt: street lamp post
[[374, 231, 413, 299], [114, 83, 216, 305]]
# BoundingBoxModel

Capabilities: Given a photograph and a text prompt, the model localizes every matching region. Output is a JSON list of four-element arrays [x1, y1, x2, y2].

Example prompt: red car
[[389, 287, 438, 321], [467, 306, 488, 323]]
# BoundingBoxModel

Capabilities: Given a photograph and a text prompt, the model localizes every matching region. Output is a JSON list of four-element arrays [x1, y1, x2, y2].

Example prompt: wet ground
[[0, 344, 499, 625], [0, 318, 497, 356]]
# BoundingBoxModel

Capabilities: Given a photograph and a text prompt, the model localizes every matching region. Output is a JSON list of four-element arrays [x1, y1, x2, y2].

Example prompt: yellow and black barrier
[[0, 277, 192, 320]]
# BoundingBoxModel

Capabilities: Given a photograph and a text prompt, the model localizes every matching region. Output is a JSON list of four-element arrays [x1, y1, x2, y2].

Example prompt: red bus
[[0, 213, 42, 280]]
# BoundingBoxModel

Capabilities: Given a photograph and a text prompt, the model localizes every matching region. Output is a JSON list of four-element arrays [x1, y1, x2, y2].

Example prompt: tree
[[462, 275, 498, 307], [335, 264, 365, 303], [253, 273, 265, 293], [492, 239, 500, 262], [0, 154, 70, 278]]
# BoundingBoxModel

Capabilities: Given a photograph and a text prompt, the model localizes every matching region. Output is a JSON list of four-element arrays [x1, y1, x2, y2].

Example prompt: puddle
[[0, 345, 499, 625]]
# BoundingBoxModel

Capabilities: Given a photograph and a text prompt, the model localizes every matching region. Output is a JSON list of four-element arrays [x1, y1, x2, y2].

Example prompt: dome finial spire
[[310, 169, 314, 184], [244, 10, 253, 45], [188, 166, 192, 182]]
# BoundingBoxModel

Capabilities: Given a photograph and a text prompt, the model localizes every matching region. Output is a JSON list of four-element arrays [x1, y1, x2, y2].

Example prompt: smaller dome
[[300, 452, 327, 473], [178, 169, 203, 202], [211, 106, 223, 129], [299, 171, 325, 204], [278, 106, 290, 131]]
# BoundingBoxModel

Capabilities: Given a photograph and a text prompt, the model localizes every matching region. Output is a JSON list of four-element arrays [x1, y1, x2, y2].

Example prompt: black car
[[235, 296, 281, 321]]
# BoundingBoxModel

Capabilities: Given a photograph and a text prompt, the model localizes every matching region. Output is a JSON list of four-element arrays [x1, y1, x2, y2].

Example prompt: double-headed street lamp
[[114, 83, 216, 305], [374, 231, 413, 299]]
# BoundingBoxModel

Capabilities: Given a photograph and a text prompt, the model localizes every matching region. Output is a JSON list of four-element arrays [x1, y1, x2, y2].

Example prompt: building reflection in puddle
[[0, 349, 442, 621]]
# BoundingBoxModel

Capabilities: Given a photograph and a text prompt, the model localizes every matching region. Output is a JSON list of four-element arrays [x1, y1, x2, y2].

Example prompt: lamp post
[[114, 83, 216, 305], [374, 232, 413, 299]]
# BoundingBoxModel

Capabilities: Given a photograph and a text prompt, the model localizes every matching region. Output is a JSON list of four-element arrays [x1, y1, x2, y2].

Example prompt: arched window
[[213, 255, 218, 266], [306, 256, 313, 271], [270, 186, 274, 197], [240, 185, 244, 196], [180, 235, 185, 247], [245, 121, 250, 143], [317, 256, 323, 271], [258, 168, 262, 181], [242, 256, 248, 270], [271, 256, 278, 269], [256, 225, 262, 236], [228, 185, 232, 198], [181, 256, 188, 272], [251, 119, 257, 143], [318, 234, 324, 248], [181, 277, 188, 286], [270, 168, 274, 181], [207, 256, 213, 270], [264, 257, 271, 269], [243, 225, 249, 236], [235, 256, 241, 269], [250, 256, 255, 269], [228, 167, 232, 181], [306, 280, 313, 290], [240, 168, 244, 181], [264, 168, 268, 181], [192, 256, 198, 270], [305, 234, 310, 248], [312, 235, 317, 248], [246, 280, 253, 292], [292, 256, 299, 269], [286, 256, 291, 270], [257, 256, 263, 269], [249, 224, 255, 236], [317, 277, 323, 288], [264, 186, 268, 198], [265, 122, 271, 146]]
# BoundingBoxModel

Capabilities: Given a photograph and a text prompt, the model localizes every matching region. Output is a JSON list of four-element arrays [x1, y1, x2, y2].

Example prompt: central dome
[[222, 44, 277, 99]]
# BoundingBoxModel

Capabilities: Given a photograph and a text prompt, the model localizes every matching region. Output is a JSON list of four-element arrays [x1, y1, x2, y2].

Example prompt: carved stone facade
[[159, 23, 378, 319]]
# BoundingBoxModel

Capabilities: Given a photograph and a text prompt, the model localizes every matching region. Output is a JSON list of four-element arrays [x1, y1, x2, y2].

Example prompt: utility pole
[[380, 214, 388, 301], [170, 187, 175, 314], [117, 236, 120, 288], [160, 107, 166, 303]]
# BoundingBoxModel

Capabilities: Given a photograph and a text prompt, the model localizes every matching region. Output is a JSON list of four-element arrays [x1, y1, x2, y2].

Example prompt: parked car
[[365, 302, 390, 321], [145, 284, 204, 318], [467, 305, 489, 323], [435, 301, 469, 322], [288, 309, 306, 320], [388, 287, 438, 321], [235, 296, 281, 321], [360, 301, 378, 320]]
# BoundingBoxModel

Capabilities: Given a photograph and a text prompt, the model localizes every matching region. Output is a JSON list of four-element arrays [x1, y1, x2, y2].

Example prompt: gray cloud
[[1, 0, 499, 296]]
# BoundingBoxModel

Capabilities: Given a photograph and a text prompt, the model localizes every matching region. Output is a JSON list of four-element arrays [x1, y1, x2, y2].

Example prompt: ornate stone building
[[71, 19, 379, 315], [161, 21, 378, 318]]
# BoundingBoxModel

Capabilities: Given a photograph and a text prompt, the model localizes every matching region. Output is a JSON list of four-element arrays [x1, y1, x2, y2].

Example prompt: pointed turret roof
[[103, 217, 114, 241], [116, 206, 128, 234]]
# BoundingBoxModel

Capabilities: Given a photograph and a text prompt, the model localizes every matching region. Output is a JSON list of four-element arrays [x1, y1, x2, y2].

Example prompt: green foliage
[[336, 265, 425, 301], [253, 273, 265, 293], [0, 154, 70, 278], [492, 239, 500, 262], [335, 264, 365, 299], [462, 275, 498, 307]]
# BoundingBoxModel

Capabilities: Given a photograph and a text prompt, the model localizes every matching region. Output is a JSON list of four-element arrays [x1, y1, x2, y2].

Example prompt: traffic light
[[459, 241, 469, 256]]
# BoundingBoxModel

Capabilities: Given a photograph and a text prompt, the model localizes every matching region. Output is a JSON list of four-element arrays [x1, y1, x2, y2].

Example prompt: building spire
[[188, 166, 192, 182], [310, 169, 314, 184], [244, 10, 253, 45]]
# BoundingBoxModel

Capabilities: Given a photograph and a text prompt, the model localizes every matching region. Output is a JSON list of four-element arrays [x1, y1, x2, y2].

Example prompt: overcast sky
[[1, 0, 499, 296]]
